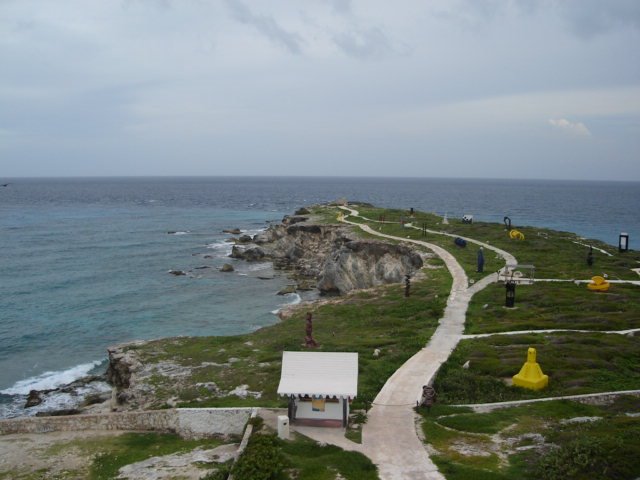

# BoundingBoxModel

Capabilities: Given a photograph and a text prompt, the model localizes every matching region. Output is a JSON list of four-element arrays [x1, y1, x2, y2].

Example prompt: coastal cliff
[[230, 214, 424, 295], [106, 210, 426, 409]]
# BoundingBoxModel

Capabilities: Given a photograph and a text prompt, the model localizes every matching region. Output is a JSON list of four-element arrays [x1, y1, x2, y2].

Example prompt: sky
[[1, 0, 639, 180]]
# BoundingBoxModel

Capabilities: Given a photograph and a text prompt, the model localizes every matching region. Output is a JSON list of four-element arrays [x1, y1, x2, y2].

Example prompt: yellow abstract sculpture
[[509, 229, 525, 240], [512, 347, 548, 390], [587, 275, 610, 292]]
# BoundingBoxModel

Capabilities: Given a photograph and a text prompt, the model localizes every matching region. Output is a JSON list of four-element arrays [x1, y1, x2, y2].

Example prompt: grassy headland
[[111, 203, 639, 480], [127, 255, 450, 411]]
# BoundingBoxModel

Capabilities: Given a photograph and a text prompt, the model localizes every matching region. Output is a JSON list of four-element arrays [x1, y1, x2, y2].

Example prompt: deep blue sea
[[0, 177, 638, 417]]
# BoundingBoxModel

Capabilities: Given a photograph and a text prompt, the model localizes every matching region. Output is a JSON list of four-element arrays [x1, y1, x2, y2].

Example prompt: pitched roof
[[277, 351, 358, 399]]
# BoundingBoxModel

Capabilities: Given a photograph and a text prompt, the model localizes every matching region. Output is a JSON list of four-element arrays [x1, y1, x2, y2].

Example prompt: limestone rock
[[231, 214, 424, 295], [230, 246, 265, 261], [277, 285, 297, 295], [317, 241, 423, 295]]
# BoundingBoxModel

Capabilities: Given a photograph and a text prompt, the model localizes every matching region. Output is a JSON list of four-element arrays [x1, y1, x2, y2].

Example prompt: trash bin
[[505, 281, 516, 308]]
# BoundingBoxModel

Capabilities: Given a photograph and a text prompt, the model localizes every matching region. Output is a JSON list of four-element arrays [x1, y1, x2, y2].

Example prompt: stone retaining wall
[[0, 408, 253, 439]]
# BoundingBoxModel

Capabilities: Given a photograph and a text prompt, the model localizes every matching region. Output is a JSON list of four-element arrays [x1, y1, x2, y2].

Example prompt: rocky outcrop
[[230, 212, 423, 295], [106, 342, 155, 408], [230, 246, 266, 261], [317, 241, 423, 294]]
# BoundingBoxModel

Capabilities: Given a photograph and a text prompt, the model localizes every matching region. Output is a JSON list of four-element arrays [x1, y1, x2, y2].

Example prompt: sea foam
[[1, 360, 104, 395], [271, 292, 301, 315]]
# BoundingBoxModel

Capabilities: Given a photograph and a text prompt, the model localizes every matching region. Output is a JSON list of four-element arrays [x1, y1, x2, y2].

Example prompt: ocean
[[1, 176, 638, 417]]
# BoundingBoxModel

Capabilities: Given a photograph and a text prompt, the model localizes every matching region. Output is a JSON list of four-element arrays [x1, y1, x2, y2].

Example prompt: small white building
[[277, 351, 358, 428]]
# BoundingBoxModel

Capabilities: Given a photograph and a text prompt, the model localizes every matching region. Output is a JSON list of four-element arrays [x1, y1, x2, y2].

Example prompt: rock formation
[[230, 212, 423, 295]]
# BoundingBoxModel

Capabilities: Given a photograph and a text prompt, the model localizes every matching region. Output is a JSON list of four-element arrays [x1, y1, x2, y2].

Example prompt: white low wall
[[0, 408, 254, 439]]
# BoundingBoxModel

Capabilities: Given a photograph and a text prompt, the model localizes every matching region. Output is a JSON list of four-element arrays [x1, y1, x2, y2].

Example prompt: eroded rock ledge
[[230, 213, 423, 295]]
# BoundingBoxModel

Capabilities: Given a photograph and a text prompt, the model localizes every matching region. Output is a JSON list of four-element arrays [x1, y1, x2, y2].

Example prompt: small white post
[[277, 415, 290, 440]]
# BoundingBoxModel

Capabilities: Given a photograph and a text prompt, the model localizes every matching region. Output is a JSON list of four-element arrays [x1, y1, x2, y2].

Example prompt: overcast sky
[[1, 0, 639, 180]]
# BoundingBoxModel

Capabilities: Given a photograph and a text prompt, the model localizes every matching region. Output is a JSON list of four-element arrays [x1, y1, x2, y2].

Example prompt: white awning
[[277, 351, 358, 399]]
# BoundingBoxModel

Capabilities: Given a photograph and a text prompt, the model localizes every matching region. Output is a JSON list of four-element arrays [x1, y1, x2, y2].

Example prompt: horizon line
[[2, 174, 639, 183]]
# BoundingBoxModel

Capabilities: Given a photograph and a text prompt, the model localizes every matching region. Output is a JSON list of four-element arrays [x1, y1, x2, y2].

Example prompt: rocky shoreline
[[13, 207, 426, 416]]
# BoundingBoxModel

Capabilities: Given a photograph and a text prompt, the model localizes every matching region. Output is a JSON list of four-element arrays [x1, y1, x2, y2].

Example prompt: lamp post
[[619, 232, 629, 252], [505, 281, 516, 308]]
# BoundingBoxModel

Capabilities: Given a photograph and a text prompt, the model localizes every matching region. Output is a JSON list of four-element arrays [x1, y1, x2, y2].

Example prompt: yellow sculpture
[[337, 212, 345, 222], [587, 275, 610, 292], [512, 347, 548, 390], [509, 229, 525, 240]]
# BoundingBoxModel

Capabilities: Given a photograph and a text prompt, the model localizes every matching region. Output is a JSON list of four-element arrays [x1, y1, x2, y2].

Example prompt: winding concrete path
[[337, 207, 513, 479], [296, 207, 638, 479]]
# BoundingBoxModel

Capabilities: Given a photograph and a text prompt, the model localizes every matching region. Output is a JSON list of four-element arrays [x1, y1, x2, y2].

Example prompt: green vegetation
[[88, 433, 225, 479], [342, 204, 640, 281], [130, 255, 450, 411], [280, 434, 378, 480], [230, 434, 287, 480], [228, 432, 377, 480], [420, 396, 640, 480], [433, 332, 640, 404], [466, 282, 640, 333], [44, 202, 633, 480], [14, 432, 227, 480]]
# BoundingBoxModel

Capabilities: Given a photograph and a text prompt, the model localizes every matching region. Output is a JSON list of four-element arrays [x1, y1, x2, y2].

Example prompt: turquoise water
[[0, 176, 638, 416]]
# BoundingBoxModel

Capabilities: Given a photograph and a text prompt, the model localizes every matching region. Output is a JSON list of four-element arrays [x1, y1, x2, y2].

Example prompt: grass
[[342, 205, 640, 282], [106, 203, 639, 480], [433, 333, 640, 404], [33, 432, 226, 480], [282, 434, 378, 480], [420, 396, 640, 480], [127, 256, 451, 411], [465, 281, 640, 333]]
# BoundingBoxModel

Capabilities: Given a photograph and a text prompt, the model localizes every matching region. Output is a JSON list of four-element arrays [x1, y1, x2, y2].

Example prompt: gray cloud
[[326, 0, 352, 15], [1, 1, 638, 180], [223, 0, 303, 54], [559, 0, 640, 38], [333, 26, 395, 60]]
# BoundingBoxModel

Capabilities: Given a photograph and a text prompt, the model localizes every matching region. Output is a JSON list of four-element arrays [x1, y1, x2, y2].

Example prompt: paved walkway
[[462, 327, 640, 339], [333, 207, 510, 479], [304, 207, 638, 477], [455, 389, 640, 413], [296, 207, 637, 479]]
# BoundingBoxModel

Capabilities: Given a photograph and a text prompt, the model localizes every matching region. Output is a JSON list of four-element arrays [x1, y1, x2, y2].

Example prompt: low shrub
[[231, 434, 287, 480]]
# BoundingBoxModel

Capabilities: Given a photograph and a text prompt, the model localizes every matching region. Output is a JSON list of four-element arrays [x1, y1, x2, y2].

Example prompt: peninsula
[[1, 202, 639, 480]]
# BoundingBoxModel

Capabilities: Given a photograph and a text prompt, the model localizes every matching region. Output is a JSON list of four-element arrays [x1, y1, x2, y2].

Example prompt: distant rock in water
[[25, 389, 44, 408], [223, 228, 242, 234], [168, 269, 186, 276], [230, 246, 266, 261], [220, 263, 234, 272]]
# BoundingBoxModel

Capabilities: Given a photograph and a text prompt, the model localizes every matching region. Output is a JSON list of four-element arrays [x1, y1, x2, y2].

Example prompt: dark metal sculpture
[[305, 312, 318, 347]]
